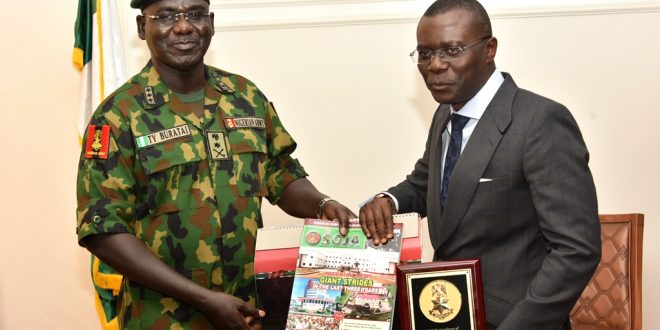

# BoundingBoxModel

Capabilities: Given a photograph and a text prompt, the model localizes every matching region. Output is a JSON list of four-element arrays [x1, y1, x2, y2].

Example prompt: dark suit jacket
[[389, 73, 601, 329]]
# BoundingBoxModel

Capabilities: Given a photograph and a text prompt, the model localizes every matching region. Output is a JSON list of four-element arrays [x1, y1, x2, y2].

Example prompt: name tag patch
[[85, 125, 111, 159], [206, 131, 229, 160], [135, 124, 192, 149], [224, 117, 265, 130]]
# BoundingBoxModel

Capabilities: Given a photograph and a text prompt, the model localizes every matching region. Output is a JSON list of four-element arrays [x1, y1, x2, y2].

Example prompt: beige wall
[[0, 0, 658, 328]]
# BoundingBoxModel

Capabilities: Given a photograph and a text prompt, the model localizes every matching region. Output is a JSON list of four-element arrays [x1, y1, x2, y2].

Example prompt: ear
[[136, 15, 146, 40], [209, 12, 215, 36], [486, 37, 497, 63]]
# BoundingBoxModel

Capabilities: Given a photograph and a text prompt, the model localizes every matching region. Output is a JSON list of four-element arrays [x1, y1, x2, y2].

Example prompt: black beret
[[130, 0, 209, 9]]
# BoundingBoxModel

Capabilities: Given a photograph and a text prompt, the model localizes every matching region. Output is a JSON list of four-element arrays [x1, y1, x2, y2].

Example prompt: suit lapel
[[434, 74, 517, 247]]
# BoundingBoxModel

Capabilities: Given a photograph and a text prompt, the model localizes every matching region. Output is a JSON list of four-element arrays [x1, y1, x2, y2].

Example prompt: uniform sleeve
[[76, 111, 138, 245], [262, 101, 308, 204]]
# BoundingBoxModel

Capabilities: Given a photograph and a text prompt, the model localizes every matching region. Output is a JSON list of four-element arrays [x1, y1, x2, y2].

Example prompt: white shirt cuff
[[358, 191, 400, 212]]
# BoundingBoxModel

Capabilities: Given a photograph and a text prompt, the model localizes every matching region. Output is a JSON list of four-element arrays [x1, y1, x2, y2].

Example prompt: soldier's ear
[[136, 15, 146, 40], [209, 12, 215, 36]]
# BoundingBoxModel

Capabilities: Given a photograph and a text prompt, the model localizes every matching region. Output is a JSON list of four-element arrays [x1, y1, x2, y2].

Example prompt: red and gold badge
[[84, 125, 110, 159]]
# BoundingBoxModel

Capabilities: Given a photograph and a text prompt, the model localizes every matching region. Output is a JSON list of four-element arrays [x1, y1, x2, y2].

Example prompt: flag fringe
[[92, 255, 123, 295], [73, 47, 85, 71]]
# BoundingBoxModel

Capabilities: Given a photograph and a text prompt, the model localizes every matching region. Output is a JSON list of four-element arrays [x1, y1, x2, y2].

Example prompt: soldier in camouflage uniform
[[76, 0, 355, 329]]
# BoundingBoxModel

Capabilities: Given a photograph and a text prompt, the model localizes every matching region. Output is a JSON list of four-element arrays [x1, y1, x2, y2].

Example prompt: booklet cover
[[284, 219, 404, 330]]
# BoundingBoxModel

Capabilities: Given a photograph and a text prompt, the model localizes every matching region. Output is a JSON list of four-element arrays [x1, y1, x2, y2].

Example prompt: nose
[[172, 14, 194, 33], [427, 55, 449, 72]]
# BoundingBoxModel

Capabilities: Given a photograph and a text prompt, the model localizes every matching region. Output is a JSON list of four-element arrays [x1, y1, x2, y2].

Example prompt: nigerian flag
[[73, 0, 127, 138], [73, 0, 126, 329]]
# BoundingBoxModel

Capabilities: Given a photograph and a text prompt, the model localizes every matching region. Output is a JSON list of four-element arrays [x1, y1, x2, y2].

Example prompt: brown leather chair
[[570, 214, 644, 330]]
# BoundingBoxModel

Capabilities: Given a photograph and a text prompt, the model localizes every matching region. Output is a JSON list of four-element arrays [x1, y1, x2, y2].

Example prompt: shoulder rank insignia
[[211, 72, 232, 93], [144, 86, 156, 105], [85, 125, 111, 159], [224, 117, 266, 130]]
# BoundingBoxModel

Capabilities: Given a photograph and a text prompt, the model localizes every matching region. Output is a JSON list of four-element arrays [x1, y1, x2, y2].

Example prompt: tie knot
[[451, 114, 470, 131]]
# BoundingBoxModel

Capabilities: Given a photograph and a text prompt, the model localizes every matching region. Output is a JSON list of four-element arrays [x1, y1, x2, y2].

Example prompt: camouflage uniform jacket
[[76, 61, 308, 329]]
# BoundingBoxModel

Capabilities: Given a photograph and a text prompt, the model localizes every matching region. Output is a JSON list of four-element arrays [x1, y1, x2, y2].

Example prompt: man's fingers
[[362, 207, 379, 241], [372, 206, 388, 245], [337, 216, 349, 236], [365, 207, 381, 244], [324, 203, 355, 236], [238, 302, 261, 318], [385, 213, 394, 239], [385, 197, 396, 238], [244, 316, 254, 326], [359, 209, 371, 238], [243, 309, 265, 326], [342, 207, 358, 236]]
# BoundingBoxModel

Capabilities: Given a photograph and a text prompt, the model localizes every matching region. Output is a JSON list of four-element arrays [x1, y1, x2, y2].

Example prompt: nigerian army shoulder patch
[[224, 117, 265, 130], [85, 125, 111, 159]]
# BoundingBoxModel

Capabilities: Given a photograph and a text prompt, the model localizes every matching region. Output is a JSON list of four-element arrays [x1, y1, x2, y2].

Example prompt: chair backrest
[[570, 214, 644, 330]]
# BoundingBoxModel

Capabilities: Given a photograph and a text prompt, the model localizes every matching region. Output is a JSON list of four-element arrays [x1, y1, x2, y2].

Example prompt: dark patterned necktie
[[440, 114, 470, 213]]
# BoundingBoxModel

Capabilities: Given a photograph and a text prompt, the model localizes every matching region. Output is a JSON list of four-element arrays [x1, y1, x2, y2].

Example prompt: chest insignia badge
[[135, 124, 192, 149], [206, 131, 229, 160]]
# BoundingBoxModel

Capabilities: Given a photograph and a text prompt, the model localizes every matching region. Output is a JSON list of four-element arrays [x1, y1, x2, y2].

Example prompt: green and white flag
[[73, 1, 127, 329], [73, 0, 127, 139]]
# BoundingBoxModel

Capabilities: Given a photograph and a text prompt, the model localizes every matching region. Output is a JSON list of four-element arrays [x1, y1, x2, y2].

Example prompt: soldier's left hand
[[319, 200, 357, 236], [244, 314, 264, 330]]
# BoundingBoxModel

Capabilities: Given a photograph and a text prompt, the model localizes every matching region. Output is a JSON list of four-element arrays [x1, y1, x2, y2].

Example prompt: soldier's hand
[[244, 313, 264, 330], [200, 291, 265, 330], [359, 195, 397, 245], [319, 200, 357, 236]]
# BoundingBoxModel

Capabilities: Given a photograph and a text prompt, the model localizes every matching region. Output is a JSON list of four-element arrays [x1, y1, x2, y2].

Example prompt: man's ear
[[486, 37, 498, 63], [136, 15, 146, 40], [209, 12, 215, 36]]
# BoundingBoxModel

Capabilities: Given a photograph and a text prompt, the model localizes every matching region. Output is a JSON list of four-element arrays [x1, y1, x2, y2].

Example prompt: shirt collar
[[138, 62, 235, 110], [450, 69, 505, 120]]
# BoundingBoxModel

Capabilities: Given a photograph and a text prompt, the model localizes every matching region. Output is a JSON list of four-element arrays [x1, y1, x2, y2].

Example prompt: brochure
[[284, 219, 403, 330]]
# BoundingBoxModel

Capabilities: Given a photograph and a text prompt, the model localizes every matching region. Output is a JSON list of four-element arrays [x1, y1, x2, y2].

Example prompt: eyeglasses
[[141, 11, 212, 27], [410, 36, 491, 64]]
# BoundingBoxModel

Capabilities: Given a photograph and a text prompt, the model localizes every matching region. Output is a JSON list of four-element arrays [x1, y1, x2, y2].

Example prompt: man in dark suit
[[358, 0, 601, 329]]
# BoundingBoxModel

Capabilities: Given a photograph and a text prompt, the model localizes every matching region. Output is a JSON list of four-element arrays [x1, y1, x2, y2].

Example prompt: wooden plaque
[[396, 259, 486, 330]]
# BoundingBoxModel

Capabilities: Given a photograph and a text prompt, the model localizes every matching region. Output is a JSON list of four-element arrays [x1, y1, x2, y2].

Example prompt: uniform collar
[[137, 61, 235, 110]]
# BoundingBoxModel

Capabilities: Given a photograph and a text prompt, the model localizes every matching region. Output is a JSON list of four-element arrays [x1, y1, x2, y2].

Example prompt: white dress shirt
[[362, 69, 505, 211], [439, 69, 505, 183]]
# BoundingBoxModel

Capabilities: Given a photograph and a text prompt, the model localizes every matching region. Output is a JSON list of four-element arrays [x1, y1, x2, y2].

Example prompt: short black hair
[[423, 0, 492, 37]]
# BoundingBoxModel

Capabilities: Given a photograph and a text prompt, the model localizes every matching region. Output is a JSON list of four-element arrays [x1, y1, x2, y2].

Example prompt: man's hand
[[319, 200, 357, 236], [359, 196, 397, 245], [199, 291, 265, 330], [84, 234, 265, 329], [276, 178, 357, 236]]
